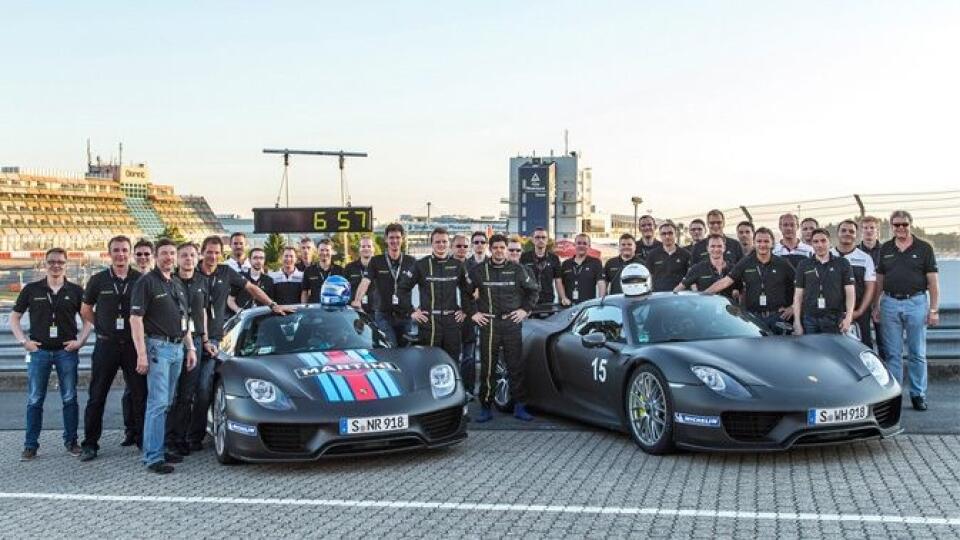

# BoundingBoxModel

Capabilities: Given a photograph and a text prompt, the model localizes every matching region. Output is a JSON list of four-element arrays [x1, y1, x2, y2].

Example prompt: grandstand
[[0, 161, 225, 252]]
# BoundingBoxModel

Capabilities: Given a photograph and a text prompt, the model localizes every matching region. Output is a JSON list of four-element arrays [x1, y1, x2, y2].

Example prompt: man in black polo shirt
[[296, 236, 314, 272], [602, 233, 642, 295], [705, 227, 795, 332], [343, 236, 377, 312], [193, 235, 287, 450], [559, 233, 604, 305], [353, 223, 416, 347], [873, 210, 940, 410], [636, 215, 662, 260], [683, 219, 706, 252], [302, 238, 345, 304], [130, 239, 196, 474], [690, 209, 743, 263], [228, 247, 275, 313], [11, 247, 91, 462], [79, 236, 144, 461], [269, 246, 305, 305], [166, 242, 210, 457], [520, 227, 563, 304], [676, 234, 735, 298], [792, 229, 855, 335], [645, 221, 691, 292]]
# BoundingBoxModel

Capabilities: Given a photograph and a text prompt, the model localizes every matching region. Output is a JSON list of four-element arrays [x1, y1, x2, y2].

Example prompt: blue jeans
[[25, 349, 79, 450], [880, 293, 928, 397], [143, 338, 184, 466], [374, 312, 411, 347]]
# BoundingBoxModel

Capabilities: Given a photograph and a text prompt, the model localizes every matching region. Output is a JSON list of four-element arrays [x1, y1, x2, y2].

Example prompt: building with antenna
[[0, 146, 225, 252], [507, 150, 593, 240]]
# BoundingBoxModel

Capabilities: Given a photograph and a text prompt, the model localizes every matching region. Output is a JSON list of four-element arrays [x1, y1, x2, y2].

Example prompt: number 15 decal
[[592, 358, 607, 383]]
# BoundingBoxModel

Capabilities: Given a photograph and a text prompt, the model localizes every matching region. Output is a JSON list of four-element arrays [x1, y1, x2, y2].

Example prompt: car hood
[[226, 347, 453, 402], [647, 335, 872, 390]]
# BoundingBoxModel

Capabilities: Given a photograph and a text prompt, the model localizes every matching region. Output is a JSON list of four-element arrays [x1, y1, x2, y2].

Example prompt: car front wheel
[[625, 364, 675, 454], [213, 381, 239, 465]]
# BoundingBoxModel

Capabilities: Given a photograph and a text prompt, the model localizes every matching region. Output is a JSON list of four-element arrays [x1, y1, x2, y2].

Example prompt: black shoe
[[163, 452, 184, 464], [911, 396, 928, 411], [65, 441, 82, 457], [120, 433, 137, 447], [20, 448, 37, 462], [188, 440, 204, 452], [147, 462, 174, 474], [167, 443, 189, 457], [79, 448, 97, 462]]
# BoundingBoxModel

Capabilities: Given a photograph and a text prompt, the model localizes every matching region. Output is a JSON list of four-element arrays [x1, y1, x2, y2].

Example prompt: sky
[[2, 1, 959, 221]]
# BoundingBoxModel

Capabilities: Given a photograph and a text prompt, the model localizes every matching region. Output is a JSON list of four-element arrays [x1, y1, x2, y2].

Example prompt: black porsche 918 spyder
[[207, 304, 468, 463], [495, 292, 902, 454]]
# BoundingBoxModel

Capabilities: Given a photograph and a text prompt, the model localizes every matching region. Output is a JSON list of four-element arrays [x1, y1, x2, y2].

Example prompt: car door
[[552, 305, 627, 420]]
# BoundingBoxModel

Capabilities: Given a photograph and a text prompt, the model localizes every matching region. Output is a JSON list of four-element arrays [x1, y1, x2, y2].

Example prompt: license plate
[[807, 405, 869, 426], [339, 414, 409, 435]]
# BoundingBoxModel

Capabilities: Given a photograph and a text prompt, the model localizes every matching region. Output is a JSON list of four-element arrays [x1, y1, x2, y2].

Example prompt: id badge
[[362, 294, 368, 305], [392, 294, 399, 306], [181, 317, 188, 332], [188, 318, 196, 333], [115, 317, 125, 331], [758, 294, 767, 307], [817, 296, 826, 309], [572, 289, 580, 301], [49, 325, 58, 338]]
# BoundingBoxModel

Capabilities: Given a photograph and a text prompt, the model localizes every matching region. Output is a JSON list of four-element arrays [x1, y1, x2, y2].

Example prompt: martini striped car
[[208, 304, 468, 464]]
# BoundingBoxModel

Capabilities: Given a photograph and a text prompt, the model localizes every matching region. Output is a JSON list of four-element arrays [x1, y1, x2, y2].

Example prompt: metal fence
[[672, 190, 960, 254]]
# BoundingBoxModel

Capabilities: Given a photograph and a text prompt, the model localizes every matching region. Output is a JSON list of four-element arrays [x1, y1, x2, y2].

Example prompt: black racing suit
[[397, 255, 468, 362], [463, 259, 540, 407]]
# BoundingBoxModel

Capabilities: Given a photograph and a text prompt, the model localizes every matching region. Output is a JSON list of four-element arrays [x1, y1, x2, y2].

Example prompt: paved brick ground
[[2, 428, 959, 538]]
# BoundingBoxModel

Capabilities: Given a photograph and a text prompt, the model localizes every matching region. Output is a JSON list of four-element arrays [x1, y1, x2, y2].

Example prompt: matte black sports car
[[496, 292, 902, 454], [208, 305, 467, 463]]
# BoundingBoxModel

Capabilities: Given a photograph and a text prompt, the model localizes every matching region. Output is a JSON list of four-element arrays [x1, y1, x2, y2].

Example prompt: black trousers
[[855, 311, 873, 348], [167, 337, 215, 447], [121, 386, 134, 437], [478, 318, 525, 406], [81, 336, 145, 450], [419, 314, 462, 363]]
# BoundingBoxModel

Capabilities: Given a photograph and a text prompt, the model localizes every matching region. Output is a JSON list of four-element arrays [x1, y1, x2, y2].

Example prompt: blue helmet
[[319, 275, 351, 306]]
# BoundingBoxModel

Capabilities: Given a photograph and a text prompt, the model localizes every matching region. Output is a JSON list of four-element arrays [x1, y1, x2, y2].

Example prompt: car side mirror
[[582, 332, 607, 349]]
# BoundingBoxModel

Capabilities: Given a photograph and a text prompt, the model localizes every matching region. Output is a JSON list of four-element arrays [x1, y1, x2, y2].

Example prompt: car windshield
[[235, 308, 390, 357], [628, 295, 767, 344]]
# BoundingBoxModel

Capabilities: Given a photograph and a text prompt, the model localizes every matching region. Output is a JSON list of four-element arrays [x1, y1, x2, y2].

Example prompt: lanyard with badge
[[110, 268, 129, 331], [359, 261, 370, 305], [161, 276, 189, 334], [572, 260, 587, 301], [755, 263, 769, 307], [46, 290, 60, 339], [813, 264, 827, 310], [386, 255, 402, 306]]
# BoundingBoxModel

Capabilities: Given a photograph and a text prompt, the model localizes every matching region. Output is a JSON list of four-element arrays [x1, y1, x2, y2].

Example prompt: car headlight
[[244, 379, 294, 410], [859, 350, 891, 386], [691, 366, 751, 399], [430, 364, 456, 399]]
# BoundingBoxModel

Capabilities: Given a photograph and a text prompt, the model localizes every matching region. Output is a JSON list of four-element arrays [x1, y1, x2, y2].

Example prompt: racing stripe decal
[[298, 353, 340, 402], [357, 349, 402, 397], [311, 352, 355, 402], [346, 350, 390, 399], [322, 350, 377, 401]]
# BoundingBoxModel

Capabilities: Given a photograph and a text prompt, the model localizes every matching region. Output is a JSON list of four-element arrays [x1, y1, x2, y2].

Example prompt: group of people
[[11, 208, 941, 472]]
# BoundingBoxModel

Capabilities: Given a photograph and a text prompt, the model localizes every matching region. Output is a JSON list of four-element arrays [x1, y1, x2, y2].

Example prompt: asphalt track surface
[[1, 384, 959, 538]]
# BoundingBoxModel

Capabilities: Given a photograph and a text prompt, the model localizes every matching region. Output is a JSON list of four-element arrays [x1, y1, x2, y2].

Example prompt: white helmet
[[620, 263, 652, 296]]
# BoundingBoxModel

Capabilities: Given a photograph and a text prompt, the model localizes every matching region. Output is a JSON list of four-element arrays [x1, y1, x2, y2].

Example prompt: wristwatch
[[930, 309, 939, 314], [18, 338, 26, 346], [269, 301, 278, 309]]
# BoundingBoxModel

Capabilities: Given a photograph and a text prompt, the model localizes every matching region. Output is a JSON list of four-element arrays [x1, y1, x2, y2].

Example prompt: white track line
[[1, 492, 959, 526]]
